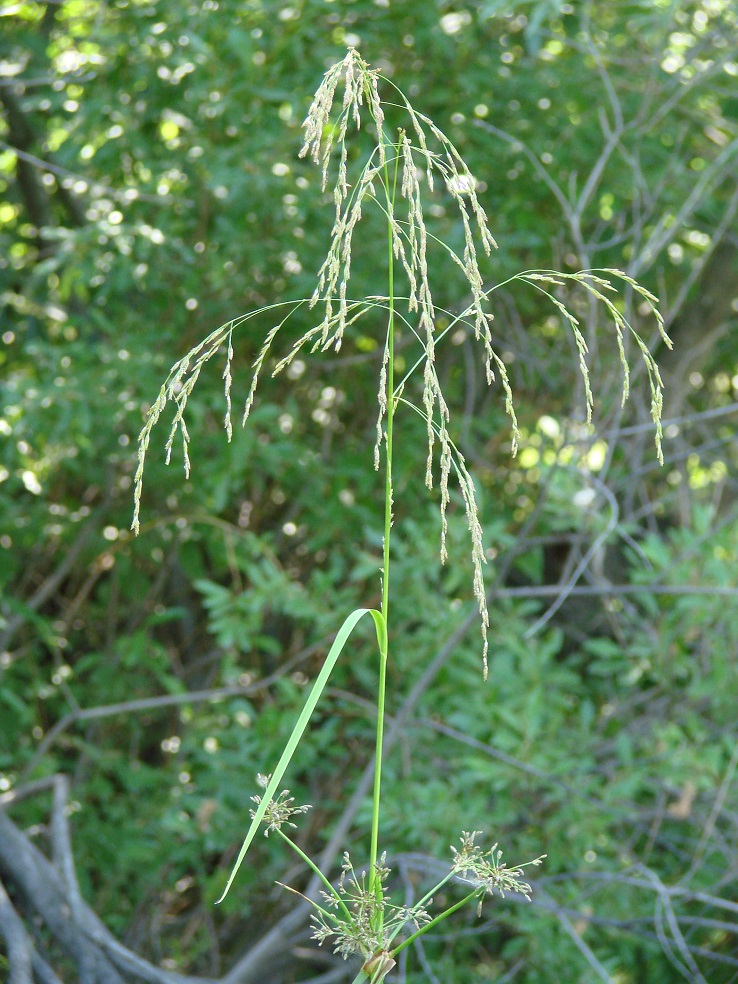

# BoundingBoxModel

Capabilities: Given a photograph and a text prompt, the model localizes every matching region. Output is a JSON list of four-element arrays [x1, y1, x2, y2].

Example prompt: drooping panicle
[[133, 48, 669, 683]]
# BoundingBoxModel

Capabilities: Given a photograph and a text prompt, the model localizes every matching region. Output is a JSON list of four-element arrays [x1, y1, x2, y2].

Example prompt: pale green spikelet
[[249, 773, 312, 836], [222, 328, 234, 441], [374, 336, 390, 470], [451, 831, 546, 912]]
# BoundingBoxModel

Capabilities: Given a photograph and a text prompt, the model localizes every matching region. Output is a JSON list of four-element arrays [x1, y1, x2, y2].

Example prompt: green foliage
[[2, 1, 738, 982]]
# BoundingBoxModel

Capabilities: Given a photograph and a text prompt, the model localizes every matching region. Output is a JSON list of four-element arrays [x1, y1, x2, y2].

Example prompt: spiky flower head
[[451, 831, 546, 914], [249, 773, 311, 836], [311, 851, 430, 967]]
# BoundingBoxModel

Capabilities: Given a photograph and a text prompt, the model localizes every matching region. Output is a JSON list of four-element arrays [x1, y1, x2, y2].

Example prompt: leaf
[[215, 606, 386, 903]]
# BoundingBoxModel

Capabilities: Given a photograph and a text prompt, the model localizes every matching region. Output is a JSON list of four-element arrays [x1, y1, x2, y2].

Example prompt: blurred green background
[[1, 1, 737, 981]]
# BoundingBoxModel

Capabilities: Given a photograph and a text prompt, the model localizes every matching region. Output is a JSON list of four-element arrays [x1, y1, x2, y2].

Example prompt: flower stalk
[[368, 129, 401, 917]]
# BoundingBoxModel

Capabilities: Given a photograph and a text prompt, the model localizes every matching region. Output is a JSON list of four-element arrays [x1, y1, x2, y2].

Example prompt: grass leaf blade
[[216, 606, 386, 903]]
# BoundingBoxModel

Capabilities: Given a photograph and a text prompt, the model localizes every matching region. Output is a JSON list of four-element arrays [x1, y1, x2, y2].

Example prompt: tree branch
[[0, 875, 33, 984], [0, 805, 215, 984]]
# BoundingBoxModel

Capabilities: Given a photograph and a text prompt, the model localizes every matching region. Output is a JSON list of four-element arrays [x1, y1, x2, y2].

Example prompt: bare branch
[[20, 635, 329, 777], [0, 876, 33, 984], [0, 806, 214, 984], [0, 517, 98, 653], [536, 886, 613, 983]]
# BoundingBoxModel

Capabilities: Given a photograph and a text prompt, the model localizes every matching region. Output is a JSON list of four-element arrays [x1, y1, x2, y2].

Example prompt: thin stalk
[[368, 135, 401, 909], [385, 871, 456, 947], [275, 829, 353, 924], [390, 888, 482, 958]]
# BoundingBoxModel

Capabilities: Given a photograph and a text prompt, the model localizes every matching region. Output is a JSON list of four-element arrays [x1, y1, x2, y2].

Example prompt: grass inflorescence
[[132, 48, 668, 981]]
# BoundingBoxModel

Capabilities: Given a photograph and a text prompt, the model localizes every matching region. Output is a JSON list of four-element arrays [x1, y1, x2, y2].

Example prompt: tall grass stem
[[369, 133, 400, 917]]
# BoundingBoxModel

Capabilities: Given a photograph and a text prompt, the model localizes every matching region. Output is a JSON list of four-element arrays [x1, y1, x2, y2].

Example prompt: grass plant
[[133, 49, 669, 982]]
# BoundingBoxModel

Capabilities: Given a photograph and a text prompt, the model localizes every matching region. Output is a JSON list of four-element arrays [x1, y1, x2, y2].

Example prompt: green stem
[[276, 829, 353, 924], [390, 888, 482, 958], [384, 872, 456, 947], [368, 136, 401, 909]]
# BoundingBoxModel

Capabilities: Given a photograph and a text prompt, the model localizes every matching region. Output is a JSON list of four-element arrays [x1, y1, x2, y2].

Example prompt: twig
[[418, 719, 580, 795], [543, 869, 738, 916], [496, 584, 738, 599], [30, 951, 64, 984], [412, 936, 442, 984], [0, 807, 125, 982], [299, 968, 353, 984], [664, 182, 738, 328], [535, 887, 613, 983], [0, 875, 33, 984], [636, 865, 708, 984], [0, 139, 193, 206], [0, 776, 58, 809], [0, 807, 214, 984], [0, 71, 96, 89], [21, 636, 329, 778], [524, 475, 620, 638], [496, 960, 525, 982], [682, 736, 738, 883], [474, 121, 574, 230], [0, 517, 98, 652], [50, 775, 99, 980], [632, 137, 738, 275], [595, 400, 738, 439]]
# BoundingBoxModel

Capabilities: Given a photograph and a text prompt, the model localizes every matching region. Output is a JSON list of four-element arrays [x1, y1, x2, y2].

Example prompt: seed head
[[250, 773, 311, 836]]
